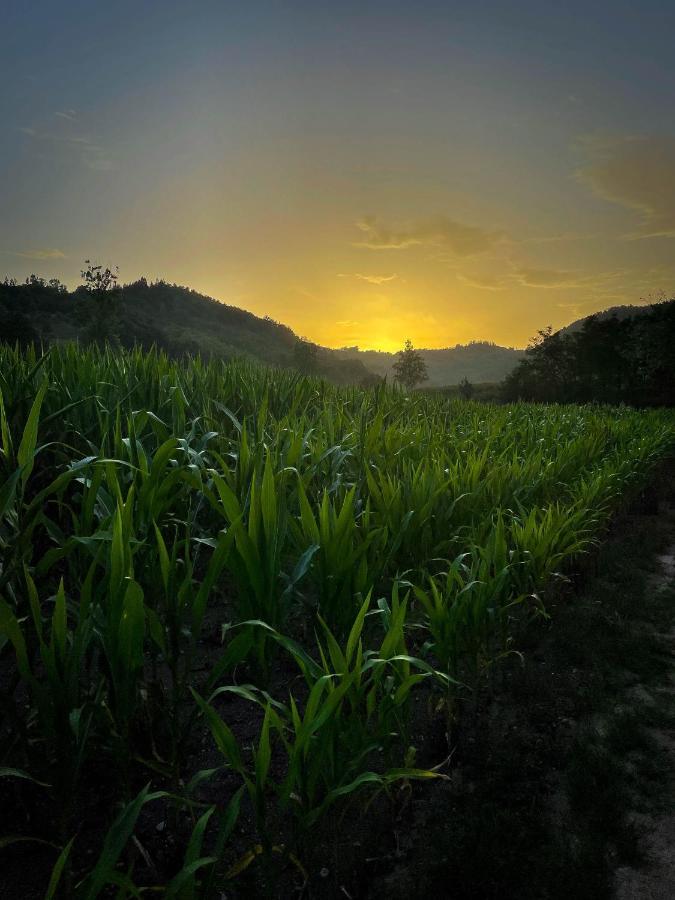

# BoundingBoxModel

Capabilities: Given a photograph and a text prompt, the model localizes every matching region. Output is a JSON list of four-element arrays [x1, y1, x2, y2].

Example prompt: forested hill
[[559, 302, 654, 335], [0, 277, 373, 385], [0, 276, 527, 386], [333, 342, 524, 387], [503, 298, 675, 406]]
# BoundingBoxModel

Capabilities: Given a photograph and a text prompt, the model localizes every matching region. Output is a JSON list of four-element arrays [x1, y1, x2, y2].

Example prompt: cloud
[[457, 272, 508, 291], [354, 215, 504, 256], [1, 248, 66, 260], [337, 272, 398, 285], [512, 266, 589, 288], [335, 319, 361, 327], [457, 263, 619, 291], [517, 231, 602, 246], [19, 113, 115, 171], [577, 135, 675, 237], [556, 298, 605, 317]]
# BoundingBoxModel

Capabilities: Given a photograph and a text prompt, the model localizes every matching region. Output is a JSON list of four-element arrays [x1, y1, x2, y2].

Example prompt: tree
[[80, 260, 121, 346], [81, 260, 119, 294], [393, 339, 428, 390], [293, 337, 319, 374], [500, 303, 675, 406], [458, 376, 474, 400], [501, 325, 571, 403], [359, 371, 384, 389], [0, 308, 39, 347]]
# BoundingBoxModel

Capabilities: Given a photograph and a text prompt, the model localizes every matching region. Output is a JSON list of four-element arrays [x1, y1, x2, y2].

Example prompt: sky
[[2, 1, 675, 351]]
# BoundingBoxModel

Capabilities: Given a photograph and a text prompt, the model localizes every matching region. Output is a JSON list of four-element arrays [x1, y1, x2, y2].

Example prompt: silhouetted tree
[[393, 339, 428, 390], [501, 302, 675, 406], [80, 260, 121, 346], [458, 376, 474, 400], [0, 308, 39, 346]]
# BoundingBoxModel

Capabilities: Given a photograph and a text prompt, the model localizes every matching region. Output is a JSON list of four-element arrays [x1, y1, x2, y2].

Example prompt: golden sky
[[2, 3, 675, 350]]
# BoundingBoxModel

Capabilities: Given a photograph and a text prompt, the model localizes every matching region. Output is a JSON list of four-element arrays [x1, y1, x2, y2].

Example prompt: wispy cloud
[[19, 111, 115, 172], [457, 272, 508, 291], [512, 266, 590, 289], [337, 272, 398, 285], [1, 248, 66, 260], [354, 215, 504, 256], [335, 319, 361, 327], [456, 262, 626, 293], [576, 134, 675, 238], [516, 231, 602, 246]]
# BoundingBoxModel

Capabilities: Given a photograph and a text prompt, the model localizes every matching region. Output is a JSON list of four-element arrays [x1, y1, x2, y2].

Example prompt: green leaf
[[0, 767, 50, 787], [0, 468, 21, 520], [260, 453, 278, 543], [17, 380, 47, 487], [345, 593, 371, 668], [165, 806, 215, 899], [191, 690, 244, 772], [80, 784, 164, 900], [45, 837, 75, 900]]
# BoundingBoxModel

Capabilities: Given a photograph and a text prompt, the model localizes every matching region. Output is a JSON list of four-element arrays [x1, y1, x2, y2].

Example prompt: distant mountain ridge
[[333, 342, 524, 387], [2, 276, 657, 388]]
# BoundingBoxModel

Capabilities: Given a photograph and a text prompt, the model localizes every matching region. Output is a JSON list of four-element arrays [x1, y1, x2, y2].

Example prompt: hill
[[11, 275, 660, 393], [559, 303, 654, 336], [503, 298, 675, 406], [333, 342, 524, 387], [0, 275, 526, 386], [0, 276, 374, 385]]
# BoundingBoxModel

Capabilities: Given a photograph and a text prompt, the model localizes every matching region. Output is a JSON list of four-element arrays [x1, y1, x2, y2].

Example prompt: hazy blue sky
[[3, 1, 675, 348]]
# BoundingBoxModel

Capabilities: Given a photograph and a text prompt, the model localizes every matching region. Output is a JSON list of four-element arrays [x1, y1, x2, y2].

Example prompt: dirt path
[[615, 543, 675, 900]]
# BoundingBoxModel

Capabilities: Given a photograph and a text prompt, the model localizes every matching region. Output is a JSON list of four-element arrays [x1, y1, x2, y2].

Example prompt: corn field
[[1, 343, 673, 897]]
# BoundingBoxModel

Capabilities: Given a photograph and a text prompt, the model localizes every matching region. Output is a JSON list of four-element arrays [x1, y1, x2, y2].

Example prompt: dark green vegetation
[[426, 381, 502, 402], [335, 341, 524, 387], [392, 339, 429, 390], [0, 343, 674, 897], [503, 299, 675, 406], [0, 274, 521, 387], [398, 468, 675, 900], [0, 275, 373, 385]]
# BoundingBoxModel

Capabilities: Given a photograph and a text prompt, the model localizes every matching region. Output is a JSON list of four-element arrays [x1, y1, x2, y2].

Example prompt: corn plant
[[1, 341, 674, 898], [290, 480, 377, 634], [195, 594, 448, 856]]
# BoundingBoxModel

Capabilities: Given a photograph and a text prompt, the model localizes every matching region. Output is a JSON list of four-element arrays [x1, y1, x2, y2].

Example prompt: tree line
[[501, 301, 675, 406], [2, 265, 673, 406]]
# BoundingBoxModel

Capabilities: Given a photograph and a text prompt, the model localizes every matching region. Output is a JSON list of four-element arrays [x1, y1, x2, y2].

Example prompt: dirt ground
[[614, 544, 675, 900]]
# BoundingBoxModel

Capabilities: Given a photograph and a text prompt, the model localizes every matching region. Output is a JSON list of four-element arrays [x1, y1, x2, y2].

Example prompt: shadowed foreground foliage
[[0, 343, 673, 896]]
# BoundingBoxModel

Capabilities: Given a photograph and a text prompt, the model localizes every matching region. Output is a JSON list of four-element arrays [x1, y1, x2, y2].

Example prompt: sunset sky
[[2, 1, 675, 350]]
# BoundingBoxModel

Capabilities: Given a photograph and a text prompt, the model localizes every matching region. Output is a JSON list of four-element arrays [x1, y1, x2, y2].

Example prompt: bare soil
[[614, 545, 675, 900]]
